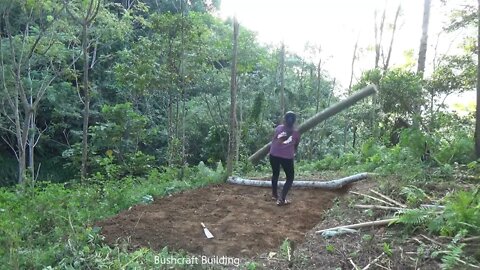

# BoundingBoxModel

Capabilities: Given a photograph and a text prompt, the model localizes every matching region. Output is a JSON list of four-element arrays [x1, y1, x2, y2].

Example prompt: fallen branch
[[370, 189, 407, 208], [362, 252, 385, 270], [420, 204, 445, 209], [456, 258, 480, 269], [350, 191, 395, 206], [411, 237, 425, 245], [354, 204, 406, 211], [315, 218, 397, 234], [439, 235, 480, 243], [374, 263, 389, 270], [227, 173, 371, 189], [419, 234, 445, 247], [349, 258, 360, 270], [464, 236, 480, 243]]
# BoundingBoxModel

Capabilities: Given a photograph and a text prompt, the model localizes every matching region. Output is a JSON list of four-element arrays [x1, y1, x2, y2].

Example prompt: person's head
[[284, 111, 296, 128]]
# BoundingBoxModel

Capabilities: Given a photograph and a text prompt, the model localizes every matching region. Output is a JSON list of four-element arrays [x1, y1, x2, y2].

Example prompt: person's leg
[[269, 155, 281, 199], [280, 158, 294, 202]]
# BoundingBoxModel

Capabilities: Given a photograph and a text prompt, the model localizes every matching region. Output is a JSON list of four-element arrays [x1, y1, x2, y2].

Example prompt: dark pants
[[269, 154, 294, 201]]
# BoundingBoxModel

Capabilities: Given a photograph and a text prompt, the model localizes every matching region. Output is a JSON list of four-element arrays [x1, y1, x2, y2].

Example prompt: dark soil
[[258, 178, 443, 269], [96, 183, 347, 258]]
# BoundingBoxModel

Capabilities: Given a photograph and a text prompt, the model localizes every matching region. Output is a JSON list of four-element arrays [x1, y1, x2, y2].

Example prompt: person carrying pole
[[269, 111, 301, 206]]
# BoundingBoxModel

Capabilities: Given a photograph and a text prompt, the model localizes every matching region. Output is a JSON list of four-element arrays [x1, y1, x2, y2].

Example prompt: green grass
[[0, 163, 225, 269]]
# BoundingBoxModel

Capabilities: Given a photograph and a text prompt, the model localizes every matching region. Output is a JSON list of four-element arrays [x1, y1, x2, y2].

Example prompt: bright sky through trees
[[218, 0, 475, 107]]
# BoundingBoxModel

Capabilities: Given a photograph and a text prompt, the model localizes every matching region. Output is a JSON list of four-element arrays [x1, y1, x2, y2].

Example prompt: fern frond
[[396, 208, 433, 226]]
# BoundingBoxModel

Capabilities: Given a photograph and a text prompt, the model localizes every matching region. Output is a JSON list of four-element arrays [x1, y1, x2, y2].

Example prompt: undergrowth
[[0, 162, 224, 269]]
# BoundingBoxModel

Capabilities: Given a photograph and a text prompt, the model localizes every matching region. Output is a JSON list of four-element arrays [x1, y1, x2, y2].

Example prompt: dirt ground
[[258, 177, 443, 270], [96, 182, 347, 258]]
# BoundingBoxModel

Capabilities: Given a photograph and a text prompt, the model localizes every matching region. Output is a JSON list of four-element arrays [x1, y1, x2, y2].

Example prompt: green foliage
[[250, 92, 265, 123], [279, 238, 293, 258], [395, 189, 480, 237], [0, 1, 478, 267], [427, 55, 477, 95], [91, 103, 150, 156], [395, 207, 437, 232], [312, 131, 426, 182], [382, 242, 393, 257], [0, 155, 17, 186], [362, 234, 373, 242], [245, 261, 259, 270], [434, 133, 475, 165], [467, 160, 480, 174], [202, 124, 229, 163], [325, 244, 335, 253], [0, 164, 224, 268], [432, 230, 468, 270], [401, 185, 429, 207], [434, 189, 480, 237], [352, 68, 383, 90], [379, 69, 423, 117]]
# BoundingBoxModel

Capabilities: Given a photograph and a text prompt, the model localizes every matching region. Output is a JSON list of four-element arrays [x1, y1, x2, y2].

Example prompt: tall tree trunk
[[384, 4, 401, 71], [374, 8, 386, 69], [81, 23, 90, 181], [1, 5, 63, 184], [316, 57, 322, 113], [475, 0, 480, 158], [28, 107, 35, 180], [236, 83, 242, 165], [345, 39, 358, 151], [280, 43, 285, 116], [19, 109, 30, 183], [348, 40, 358, 92], [415, 0, 431, 129], [226, 17, 239, 176], [417, 0, 431, 76], [65, 0, 101, 181], [180, 0, 186, 171]]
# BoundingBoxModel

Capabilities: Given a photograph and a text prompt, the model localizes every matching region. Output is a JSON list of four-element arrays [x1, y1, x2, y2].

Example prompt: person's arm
[[271, 125, 280, 141], [294, 132, 300, 152]]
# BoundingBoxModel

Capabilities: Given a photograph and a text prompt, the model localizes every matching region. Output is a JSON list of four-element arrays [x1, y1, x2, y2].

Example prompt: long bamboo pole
[[248, 84, 378, 164]]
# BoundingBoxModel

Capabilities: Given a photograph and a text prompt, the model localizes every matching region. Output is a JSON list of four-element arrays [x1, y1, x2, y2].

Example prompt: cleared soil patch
[[97, 183, 347, 258]]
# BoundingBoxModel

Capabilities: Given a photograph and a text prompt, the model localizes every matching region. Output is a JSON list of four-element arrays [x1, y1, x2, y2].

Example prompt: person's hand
[[282, 136, 293, 144], [277, 131, 287, 139]]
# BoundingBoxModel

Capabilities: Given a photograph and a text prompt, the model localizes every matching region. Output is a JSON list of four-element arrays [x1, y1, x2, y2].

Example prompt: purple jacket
[[269, 124, 301, 159]]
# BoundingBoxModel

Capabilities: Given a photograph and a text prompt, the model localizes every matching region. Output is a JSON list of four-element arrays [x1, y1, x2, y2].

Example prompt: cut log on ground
[[248, 84, 378, 164], [227, 173, 371, 189], [315, 218, 397, 234]]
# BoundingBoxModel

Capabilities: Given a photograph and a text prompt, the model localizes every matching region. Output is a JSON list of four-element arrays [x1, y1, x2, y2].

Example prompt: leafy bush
[[431, 189, 480, 237], [312, 131, 426, 182], [395, 189, 480, 237], [0, 163, 224, 269], [434, 133, 475, 164], [395, 189, 480, 266], [401, 185, 430, 207]]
